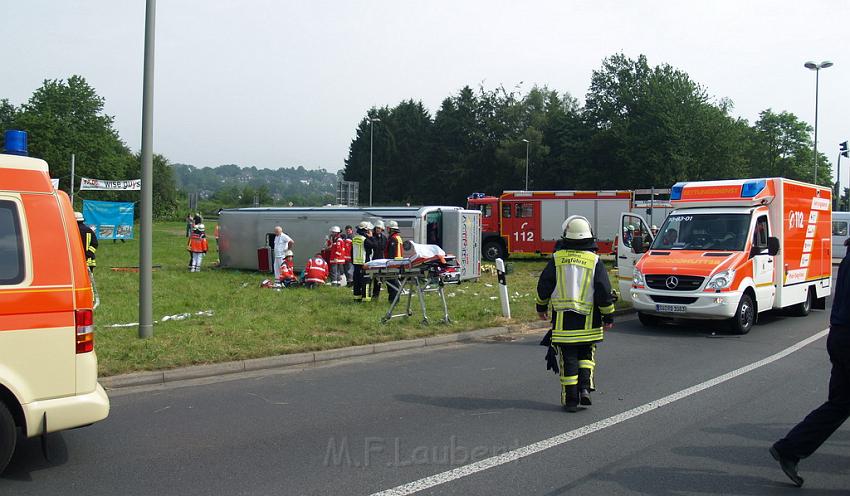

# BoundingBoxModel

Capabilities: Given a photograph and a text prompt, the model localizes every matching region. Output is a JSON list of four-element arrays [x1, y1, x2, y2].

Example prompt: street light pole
[[522, 139, 530, 190], [804, 60, 833, 184], [139, 0, 156, 339], [369, 116, 381, 207]]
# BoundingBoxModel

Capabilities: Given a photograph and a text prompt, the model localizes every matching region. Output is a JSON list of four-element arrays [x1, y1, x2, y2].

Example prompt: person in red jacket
[[327, 226, 346, 286], [279, 250, 298, 287], [343, 225, 355, 285], [187, 224, 209, 272], [303, 252, 329, 288]]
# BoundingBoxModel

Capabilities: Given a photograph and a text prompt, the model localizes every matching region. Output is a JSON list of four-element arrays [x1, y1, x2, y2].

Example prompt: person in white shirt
[[273, 226, 294, 280]]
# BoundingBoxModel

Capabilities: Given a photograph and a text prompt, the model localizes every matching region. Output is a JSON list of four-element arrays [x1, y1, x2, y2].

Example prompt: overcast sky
[[3, 1, 849, 184]]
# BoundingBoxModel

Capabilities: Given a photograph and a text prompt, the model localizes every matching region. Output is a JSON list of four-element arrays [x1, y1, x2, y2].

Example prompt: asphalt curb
[[100, 308, 635, 390]]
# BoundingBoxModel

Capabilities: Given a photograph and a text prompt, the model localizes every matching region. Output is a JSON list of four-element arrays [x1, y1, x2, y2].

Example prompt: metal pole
[[525, 141, 530, 191], [139, 0, 156, 339], [813, 69, 819, 184], [369, 119, 374, 207], [838, 152, 843, 211], [70, 153, 75, 208]]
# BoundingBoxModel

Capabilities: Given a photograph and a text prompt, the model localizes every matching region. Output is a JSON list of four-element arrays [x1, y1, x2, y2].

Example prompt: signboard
[[79, 177, 141, 191], [82, 200, 135, 239], [51, 179, 59, 189]]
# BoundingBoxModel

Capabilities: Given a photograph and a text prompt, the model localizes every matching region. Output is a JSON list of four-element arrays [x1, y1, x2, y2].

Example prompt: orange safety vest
[[388, 232, 404, 259], [305, 257, 329, 283], [187, 232, 208, 253]]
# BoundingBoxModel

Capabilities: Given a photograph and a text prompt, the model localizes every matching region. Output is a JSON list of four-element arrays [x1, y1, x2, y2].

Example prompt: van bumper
[[22, 383, 110, 437], [631, 288, 741, 320]]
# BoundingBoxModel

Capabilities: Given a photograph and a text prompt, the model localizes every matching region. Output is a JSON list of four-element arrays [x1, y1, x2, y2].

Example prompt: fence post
[[495, 258, 511, 318]]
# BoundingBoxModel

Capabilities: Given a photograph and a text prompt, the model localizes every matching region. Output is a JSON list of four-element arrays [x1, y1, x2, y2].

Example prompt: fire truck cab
[[467, 190, 670, 261], [619, 178, 832, 334], [0, 131, 109, 474]]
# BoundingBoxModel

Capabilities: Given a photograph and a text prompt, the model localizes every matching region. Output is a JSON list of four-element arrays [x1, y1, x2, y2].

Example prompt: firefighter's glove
[[610, 289, 619, 303], [545, 345, 559, 373]]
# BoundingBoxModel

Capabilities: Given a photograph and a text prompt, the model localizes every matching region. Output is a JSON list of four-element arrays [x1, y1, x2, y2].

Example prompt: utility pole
[[70, 153, 75, 208], [139, 0, 156, 339]]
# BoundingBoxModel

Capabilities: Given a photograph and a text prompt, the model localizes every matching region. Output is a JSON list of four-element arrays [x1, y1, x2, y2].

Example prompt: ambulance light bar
[[741, 179, 766, 198], [3, 130, 28, 156]]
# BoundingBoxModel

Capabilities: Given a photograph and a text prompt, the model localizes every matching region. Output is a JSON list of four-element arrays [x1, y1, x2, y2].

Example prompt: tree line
[[1, 76, 179, 219], [343, 53, 836, 206]]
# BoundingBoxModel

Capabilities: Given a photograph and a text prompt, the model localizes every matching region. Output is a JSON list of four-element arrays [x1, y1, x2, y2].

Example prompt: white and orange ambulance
[[0, 131, 109, 473], [617, 178, 832, 334]]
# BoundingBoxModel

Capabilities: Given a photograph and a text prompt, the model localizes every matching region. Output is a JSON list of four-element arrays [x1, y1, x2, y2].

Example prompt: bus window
[[833, 221, 848, 237]]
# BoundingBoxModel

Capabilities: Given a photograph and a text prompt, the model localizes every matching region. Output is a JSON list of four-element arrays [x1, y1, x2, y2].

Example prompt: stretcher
[[364, 250, 459, 325]]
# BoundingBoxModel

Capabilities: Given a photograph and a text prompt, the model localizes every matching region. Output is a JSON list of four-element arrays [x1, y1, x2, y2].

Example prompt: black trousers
[[387, 278, 400, 303], [775, 328, 850, 459], [555, 343, 596, 406], [352, 266, 371, 300]]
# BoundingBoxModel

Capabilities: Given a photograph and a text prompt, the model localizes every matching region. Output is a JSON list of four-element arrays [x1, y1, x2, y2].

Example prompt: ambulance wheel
[[483, 241, 505, 261], [790, 288, 813, 317], [730, 294, 755, 334], [638, 312, 660, 327], [0, 401, 16, 475]]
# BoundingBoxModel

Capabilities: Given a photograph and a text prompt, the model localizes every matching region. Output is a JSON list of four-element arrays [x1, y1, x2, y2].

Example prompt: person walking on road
[[536, 215, 616, 412], [272, 225, 294, 281], [770, 239, 850, 487]]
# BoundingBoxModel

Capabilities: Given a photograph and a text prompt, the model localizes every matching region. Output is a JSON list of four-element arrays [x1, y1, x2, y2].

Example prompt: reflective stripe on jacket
[[536, 244, 616, 345], [305, 258, 329, 283], [352, 235, 367, 265]]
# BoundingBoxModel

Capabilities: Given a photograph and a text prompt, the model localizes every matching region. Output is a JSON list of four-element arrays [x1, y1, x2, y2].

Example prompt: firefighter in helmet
[[385, 220, 404, 302], [351, 221, 373, 301], [537, 215, 615, 412], [75, 212, 98, 272]]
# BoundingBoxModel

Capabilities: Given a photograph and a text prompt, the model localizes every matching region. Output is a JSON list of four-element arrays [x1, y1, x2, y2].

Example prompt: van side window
[[833, 221, 848, 237], [0, 200, 25, 285], [754, 215, 769, 249]]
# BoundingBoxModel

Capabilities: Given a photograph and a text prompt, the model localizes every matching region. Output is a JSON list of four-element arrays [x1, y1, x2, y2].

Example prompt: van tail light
[[75, 309, 94, 353]]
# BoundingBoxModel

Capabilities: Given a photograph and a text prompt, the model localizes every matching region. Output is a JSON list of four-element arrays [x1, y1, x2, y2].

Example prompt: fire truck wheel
[[790, 288, 813, 317], [483, 241, 505, 261], [0, 401, 16, 475], [730, 294, 755, 334], [637, 312, 661, 327]]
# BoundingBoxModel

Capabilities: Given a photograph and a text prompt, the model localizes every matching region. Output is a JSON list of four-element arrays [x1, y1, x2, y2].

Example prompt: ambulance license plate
[[656, 304, 687, 313]]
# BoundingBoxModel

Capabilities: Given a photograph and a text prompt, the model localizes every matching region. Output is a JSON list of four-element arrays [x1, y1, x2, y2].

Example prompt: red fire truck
[[467, 190, 670, 260]]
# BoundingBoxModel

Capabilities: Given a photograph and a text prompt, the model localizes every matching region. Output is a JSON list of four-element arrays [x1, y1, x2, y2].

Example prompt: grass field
[[93, 222, 625, 376]]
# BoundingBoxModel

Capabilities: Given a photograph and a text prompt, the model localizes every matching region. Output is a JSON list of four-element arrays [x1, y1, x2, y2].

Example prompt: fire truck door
[[502, 200, 539, 254], [617, 213, 652, 302]]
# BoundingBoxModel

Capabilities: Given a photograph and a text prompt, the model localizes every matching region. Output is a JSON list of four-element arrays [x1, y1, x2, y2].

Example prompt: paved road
[[2, 305, 847, 495]]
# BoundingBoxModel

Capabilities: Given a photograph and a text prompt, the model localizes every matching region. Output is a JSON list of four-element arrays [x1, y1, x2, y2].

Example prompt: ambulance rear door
[[441, 208, 481, 281]]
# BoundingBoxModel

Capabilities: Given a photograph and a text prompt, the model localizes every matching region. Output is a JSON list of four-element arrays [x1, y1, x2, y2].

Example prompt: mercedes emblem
[[665, 276, 679, 289]]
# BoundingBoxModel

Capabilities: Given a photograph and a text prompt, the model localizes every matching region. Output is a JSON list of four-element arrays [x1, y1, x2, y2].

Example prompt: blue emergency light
[[3, 130, 28, 156], [741, 179, 766, 198], [670, 182, 685, 201]]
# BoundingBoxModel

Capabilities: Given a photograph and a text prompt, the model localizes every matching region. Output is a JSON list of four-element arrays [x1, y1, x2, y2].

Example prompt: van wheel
[[790, 288, 813, 317], [483, 241, 505, 261], [638, 312, 661, 327], [730, 294, 755, 335], [0, 402, 16, 475]]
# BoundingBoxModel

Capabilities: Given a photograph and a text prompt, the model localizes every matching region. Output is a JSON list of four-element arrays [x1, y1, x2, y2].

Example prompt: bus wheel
[[0, 402, 16, 474], [483, 241, 505, 261], [790, 288, 813, 317], [730, 294, 755, 334]]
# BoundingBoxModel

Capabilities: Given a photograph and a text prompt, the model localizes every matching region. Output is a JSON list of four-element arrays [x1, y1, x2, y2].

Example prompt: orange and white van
[[0, 131, 109, 473], [617, 178, 832, 333]]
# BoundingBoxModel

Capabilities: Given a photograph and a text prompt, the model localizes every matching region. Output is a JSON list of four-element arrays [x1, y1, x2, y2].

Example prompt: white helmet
[[330, 226, 341, 233], [357, 221, 369, 230], [387, 220, 399, 231], [561, 216, 593, 240], [74, 211, 84, 222], [195, 223, 206, 232], [374, 220, 385, 230], [285, 250, 294, 257], [365, 222, 374, 230]]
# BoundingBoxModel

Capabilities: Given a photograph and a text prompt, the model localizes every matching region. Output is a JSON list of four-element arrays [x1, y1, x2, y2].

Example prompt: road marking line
[[369, 327, 829, 496]]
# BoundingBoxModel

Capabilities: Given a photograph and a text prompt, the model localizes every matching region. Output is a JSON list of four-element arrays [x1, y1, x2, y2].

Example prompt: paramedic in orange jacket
[[187, 224, 209, 272], [385, 220, 404, 302], [279, 250, 298, 287], [327, 226, 346, 286]]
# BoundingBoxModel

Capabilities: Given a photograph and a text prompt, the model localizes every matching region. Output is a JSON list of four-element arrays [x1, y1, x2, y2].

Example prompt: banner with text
[[79, 177, 141, 191], [82, 200, 135, 239]]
